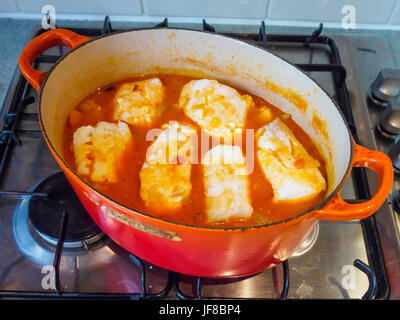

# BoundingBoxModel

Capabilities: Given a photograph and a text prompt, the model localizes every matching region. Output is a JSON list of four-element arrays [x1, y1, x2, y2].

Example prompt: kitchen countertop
[[1, 17, 400, 110]]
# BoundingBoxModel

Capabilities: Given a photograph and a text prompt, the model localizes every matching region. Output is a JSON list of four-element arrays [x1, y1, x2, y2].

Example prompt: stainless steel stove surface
[[0, 20, 398, 299]]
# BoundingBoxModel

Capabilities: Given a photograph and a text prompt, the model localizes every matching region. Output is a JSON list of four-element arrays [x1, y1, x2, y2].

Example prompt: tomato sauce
[[63, 74, 327, 227]]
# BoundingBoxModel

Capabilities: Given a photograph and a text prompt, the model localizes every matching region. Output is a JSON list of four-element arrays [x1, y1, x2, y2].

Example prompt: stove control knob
[[377, 110, 400, 139], [388, 142, 400, 174], [394, 190, 400, 213], [370, 68, 400, 107]]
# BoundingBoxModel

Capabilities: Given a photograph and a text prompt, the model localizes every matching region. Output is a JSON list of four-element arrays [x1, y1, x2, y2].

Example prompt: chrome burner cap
[[28, 172, 105, 248]]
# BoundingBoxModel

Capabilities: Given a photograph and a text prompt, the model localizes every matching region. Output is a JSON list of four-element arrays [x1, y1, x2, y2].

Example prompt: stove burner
[[28, 172, 104, 248]]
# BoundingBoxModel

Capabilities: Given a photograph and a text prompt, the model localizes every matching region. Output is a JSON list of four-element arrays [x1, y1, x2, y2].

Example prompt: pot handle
[[18, 29, 90, 91], [314, 144, 393, 221]]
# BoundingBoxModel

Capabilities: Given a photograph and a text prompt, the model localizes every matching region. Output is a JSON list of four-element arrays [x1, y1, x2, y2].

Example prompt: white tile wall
[[2, 0, 400, 29], [389, 1, 400, 25], [0, 0, 18, 12], [143, 0, 268, 19], [268, 0, 397, 24], [15, 0, 142, 15]]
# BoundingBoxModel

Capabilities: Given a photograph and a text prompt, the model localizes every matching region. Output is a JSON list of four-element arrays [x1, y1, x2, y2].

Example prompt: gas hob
[[0, 18, 398, 299]]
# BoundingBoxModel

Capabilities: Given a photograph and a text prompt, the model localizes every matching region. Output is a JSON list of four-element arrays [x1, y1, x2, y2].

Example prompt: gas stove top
[[0, 18, 398, 299]]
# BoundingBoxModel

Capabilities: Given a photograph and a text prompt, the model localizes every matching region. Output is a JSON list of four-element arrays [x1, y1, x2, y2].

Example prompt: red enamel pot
[[18, 28, 393, 277]]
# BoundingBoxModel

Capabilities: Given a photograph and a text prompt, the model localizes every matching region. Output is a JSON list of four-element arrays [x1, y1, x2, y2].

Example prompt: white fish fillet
[[113, 77, 164, 126], [202, 145, 253, 222], [73, 121, 132, 183], [139, 122, 197, 210], [256, 118, 326, 202], [178, 79, 253, 141]]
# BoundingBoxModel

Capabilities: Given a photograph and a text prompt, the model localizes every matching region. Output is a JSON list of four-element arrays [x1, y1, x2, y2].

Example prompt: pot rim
[[38, 27, 355, 231]]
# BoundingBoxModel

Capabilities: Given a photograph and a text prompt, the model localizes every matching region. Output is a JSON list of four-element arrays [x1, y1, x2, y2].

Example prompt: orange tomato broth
[[63, 74, 327, 227]]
